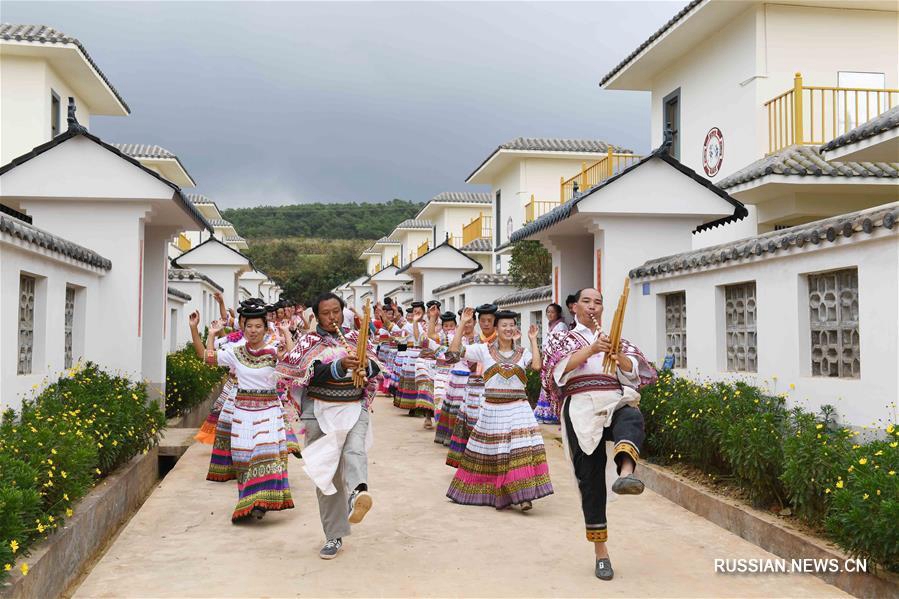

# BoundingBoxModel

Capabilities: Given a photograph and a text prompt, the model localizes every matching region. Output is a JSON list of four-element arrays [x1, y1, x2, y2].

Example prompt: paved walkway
[[75, 396, 847, 598]]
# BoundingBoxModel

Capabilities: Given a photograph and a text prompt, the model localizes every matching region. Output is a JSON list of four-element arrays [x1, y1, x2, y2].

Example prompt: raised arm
[[188, 310, 205, 359], [449, 308, 475, 354], [528, 325, 542, 371], [214, 291, 228, 322]]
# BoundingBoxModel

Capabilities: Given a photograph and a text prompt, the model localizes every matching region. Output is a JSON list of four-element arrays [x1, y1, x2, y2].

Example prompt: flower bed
[[640, 371, 898, 573], [165, 345, 226, 419], [0, 363, 164, 582]]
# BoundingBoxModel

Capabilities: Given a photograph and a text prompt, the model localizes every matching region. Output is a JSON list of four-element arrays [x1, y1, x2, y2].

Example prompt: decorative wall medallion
[[702, 127, 724, 177]]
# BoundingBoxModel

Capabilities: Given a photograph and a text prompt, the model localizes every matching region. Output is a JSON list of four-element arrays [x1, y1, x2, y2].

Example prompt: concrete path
[[74, 396, 847, 598]]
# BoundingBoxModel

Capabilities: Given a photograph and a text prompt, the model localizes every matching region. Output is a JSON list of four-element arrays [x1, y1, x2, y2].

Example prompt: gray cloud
[[4, 1, 685, 208]]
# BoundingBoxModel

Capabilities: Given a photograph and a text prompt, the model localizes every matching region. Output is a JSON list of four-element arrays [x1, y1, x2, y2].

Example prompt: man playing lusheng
[[276, 292, 381, 560], [541, 287, 657, 581]]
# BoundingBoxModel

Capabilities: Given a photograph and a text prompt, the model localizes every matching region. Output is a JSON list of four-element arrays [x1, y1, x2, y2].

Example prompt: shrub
[[165, 345, 225, 418], [825, 426, 899, 572], [640, 370, 898, 573], [525, 369, 541, 408], [0, 362, 164, 581]]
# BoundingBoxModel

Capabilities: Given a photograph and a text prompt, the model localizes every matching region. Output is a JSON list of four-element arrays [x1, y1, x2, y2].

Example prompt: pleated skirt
[[196, 376, 236, 444], [533, 388, 560, 424], [446, 375, 485, 468], [414, 356, 437, 414], [446, 398, 553, 509], [435, 369, 469, 446], [207, 393, 237, 482], [230, 391, 295, 521], [395, 348, 420, 410]]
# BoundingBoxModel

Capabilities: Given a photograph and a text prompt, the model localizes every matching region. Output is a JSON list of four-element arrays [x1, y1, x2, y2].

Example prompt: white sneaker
[[348, 490, 372, 524]]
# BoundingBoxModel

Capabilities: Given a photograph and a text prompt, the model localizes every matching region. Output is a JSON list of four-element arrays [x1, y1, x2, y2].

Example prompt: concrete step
[[158, 427, 198, 458]]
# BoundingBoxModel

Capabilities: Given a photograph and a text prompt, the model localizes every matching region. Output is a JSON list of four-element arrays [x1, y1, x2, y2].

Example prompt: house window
[[663, 88, 680, 160], [459, 293, 466, 309], [664, 292, 687, 368], [51, 90, 61, 138], [725, 282, 757, 372], [809, 268, 860, 378], [18, 275, 36, 374], [64, 286, 76, 369], [532, 310, 543, 347]]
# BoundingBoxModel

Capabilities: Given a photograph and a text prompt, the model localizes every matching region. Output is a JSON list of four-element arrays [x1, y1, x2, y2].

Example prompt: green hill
[[222, 199, 424, 240]]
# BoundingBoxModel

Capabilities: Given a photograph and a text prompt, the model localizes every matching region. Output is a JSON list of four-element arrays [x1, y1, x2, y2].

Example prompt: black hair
[[547, 303, 563, 319], [242, 314, 267, 328], [494, 310, 519, 324], [573, 288, 603, 303], [565, 294, 577, 306], [476, 303, 498, 315], [312, 292, 346, 318], [440, 311, 457, 323]]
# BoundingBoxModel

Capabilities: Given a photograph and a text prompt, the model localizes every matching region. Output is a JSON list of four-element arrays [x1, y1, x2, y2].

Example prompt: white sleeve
[[462, 343, 488, 364], [521, 347, 533, 367], [216, 346, 237, 370], [616, 356, 641, 388]]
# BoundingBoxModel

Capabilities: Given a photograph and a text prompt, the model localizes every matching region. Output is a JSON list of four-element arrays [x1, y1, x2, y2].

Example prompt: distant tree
[[508, 240, 551, 289]]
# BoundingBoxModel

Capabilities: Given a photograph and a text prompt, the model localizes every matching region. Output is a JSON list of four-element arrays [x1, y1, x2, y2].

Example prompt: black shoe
[[611, 474, 644, 495], [595, 558, 614, 580], [319, 538, 343, 560], [251, 507, 265, 520]]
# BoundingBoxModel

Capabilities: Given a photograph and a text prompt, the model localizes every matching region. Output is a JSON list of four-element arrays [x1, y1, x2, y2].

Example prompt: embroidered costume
[[534, 319, 569, 424]]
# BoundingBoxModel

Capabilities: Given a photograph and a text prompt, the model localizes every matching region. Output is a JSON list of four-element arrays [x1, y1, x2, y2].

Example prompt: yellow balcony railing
[[524, 194, 560, 223], [391, 255, 398, 266], [560, 148, 642, 203], [416, 240, 429, 258], [766, 72, 899, 154], [447, 235, 464, 248], [176, 232, 191, 251], [462, 214, 493, 246]]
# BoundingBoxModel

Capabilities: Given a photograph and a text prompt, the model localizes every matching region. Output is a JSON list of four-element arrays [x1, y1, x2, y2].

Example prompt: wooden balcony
[[416, 240, 429, 258], [462, 214, 493, 246], [446, 235, 464, 248], [560, 148, 642, 203], [524, 194, 560, 224], [765, 72, 898, 154], [176, 233, 191, 252]]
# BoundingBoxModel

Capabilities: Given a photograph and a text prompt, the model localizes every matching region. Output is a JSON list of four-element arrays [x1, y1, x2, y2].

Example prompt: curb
[[636, 460, 899, 598], [166, 380, 223, 429], [1, 447, 159, 599]]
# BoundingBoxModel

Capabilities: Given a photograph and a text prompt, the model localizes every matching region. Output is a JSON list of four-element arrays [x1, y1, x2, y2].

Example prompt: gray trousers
[[303, 409, 370, 540]]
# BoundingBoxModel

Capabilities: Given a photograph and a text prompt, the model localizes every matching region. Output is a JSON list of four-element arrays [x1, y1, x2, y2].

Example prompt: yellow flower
[[816, 423, 824, 429], [10, 540, 19, 553], [888, 424, 895, 434], [51, 448, 57, 455], [63, 493, 70, 501], [889, 471, 896, 476], [95, 468, 101, 475], [66, 508, 73, 517], [61, 471, 67, 478], [890, 442, 898, 448], [858, 458, 868, 465], [863, 493, 869, 500], [825, 488, 831, 494], [836, 480, 844, 489], [37, 523, 45, 533], [789, 383, 795, 390], [20, 563, 28, 576], [3, 564, 10, 571]]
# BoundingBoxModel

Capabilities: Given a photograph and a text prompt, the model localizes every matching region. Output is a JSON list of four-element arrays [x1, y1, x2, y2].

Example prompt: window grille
[[18, 275, 36, 374], [809, 269, 860, 378], [665, 292, 687, 368], [725, 282, 757, 372], [64, 286, 75, 368]]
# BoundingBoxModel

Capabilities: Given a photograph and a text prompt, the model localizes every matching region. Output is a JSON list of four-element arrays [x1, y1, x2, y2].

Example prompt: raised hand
[[412, 311, 423, 323], [460, 307, 475, 326], [528, 324, 539, 341], [208, 319, 224, 335], [188, 310, 200, 329], [512, 327, 522, 341], [277, 319, 291, 337], [592, 332, 612, 355], [427, 304, 440, 321]]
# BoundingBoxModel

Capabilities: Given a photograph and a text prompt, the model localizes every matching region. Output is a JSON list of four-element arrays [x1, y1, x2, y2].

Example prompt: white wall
[[0, 55, 93, 164], [168, 278, 221, 341], [0, 242, 105, 412], [434, 282, 517, 313], [629, 232, 898, 428]]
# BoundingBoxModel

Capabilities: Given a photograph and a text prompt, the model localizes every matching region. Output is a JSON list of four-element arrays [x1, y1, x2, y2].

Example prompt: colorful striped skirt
[[230, 390, 295, 521], [534, 388, 560, 424], [436, 368, 469, 447], [446, 375, 485, 467], [433, 360, 451, 406], [207, 394, 236, 482], [395, 348, 420, 410], [446, 397, 553, 509], [196, 376, 236, 445], [414, 356, 437, 414]]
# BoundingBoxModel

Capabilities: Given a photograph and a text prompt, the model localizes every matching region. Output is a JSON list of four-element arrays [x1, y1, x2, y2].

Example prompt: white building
[[395, 241, 483, 302], [167, 267, 224, 341], [171, 237, 253, 312]]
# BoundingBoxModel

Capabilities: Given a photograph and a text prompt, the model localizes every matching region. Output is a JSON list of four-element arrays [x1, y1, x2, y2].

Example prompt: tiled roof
[[599, 0, 703, 87], [432, 273, 513, 294], [384, 284, 411, 297], [375, 237, 402, 244], [630, 202, 898, 280], [167, 286, 191, 301], [1, 212, 112, 270], [396, 240, 482, 276], [186, 193, 214, 206], [511, 146, 747, 242], [395, 219, 433, 229], [431, 192, 492, 204], [111, 144, 175, 159], [821, 106, 899, 153], [0, 24, 130, 113], [222, 235, 247, 243], [718, 145, 898, 189], [168, 267, 224, 291], [208, 218, 234, 227], [460, 238, 493, 252], [498, 137, 631, 154], [494, 285, 553, 307]]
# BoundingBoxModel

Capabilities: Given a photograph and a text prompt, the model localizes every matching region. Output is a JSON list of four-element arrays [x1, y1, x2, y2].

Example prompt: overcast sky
[[5, 1, 686, 208]]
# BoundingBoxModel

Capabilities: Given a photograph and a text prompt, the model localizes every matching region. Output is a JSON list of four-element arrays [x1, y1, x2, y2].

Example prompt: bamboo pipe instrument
[[602, 278, 630, 374]]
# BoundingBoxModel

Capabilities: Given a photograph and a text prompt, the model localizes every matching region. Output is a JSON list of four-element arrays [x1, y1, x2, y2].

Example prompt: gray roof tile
[[431, 192, 492, 204], [499, 137, 630, 153], [821, 106, 899, 153], [494, 285, 553, 307], [599, 0, 703, 87], [167, 286, 191, 301], [432, 273, 513, 294], [168, 268, 224, 291], [222, 235, 247, 243], [208, 218, 234, 227], [1, 213, 112, 269], [460, 238, 493, 252], [375, 237, 401, 244], [395, 219, 433, 229], [630, 202, 898, 279], [111, 143, 175, 159], [718, 145, 898, 189], [186, 193, 214, 205], [1, 24, 130, 113]]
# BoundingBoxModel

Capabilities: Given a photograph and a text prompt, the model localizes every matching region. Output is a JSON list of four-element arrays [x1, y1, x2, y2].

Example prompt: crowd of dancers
[[187, 287, 657, 580]]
